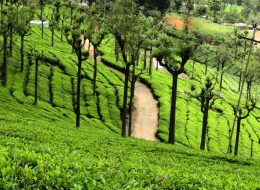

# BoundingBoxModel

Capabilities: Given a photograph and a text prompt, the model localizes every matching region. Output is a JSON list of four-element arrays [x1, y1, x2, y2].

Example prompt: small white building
[[30, 20, 49, 28]]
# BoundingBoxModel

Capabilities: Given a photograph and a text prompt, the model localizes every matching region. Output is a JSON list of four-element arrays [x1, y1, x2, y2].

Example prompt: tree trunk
[[234, 117, 241, 156], [61, 21, 64, 42], [20, 35, 24, 72], [41, 20, 44, 39], [168, 74, 178, 144], [51, 26, 54, 46], [156, 60, 159, 71], [70, 8, 73, 26], [41, 4, 44, 39], [143, 49, 147, 70], [192, 60, 195, 79], [136, 52, 139, 66], [76, 49, 82, 128], [93, 45, 97, 95], [238, 70, 242, 92], [200, 99, 209, 150], [9, 23, 13, 56], [121, 64, 130, 137], [115, 42, 119, 62], [128, 61, 135, 136], [1, 32, 8, 86], [149, 49, 152, 76], [205, 59, 208, 75], [34, 55, 39, 105]]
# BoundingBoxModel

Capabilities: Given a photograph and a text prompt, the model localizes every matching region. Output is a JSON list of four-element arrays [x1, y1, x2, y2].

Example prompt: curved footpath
[[132, 81, 158, 141], [84, 40, 158, 141]]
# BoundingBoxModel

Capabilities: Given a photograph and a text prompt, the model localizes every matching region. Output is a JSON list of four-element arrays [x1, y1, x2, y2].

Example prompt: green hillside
[[0, 0, 260, 189], [100, 37, 260, 159]]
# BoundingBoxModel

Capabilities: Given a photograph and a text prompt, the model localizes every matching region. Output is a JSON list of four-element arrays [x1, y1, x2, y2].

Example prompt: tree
[[172, 0, 182, 13], [233, 98, 256, 156], [64, 9, 88, 128], [106, 0, 148, 137], [16, 6, 33, 72], [0, 6, 10, 86], [153, 24, 199, 144], [209, 0, 223, 23], [49, 0, 62, 46], [7, 4, 16, 57], [137, 0, 171, 14], [85, 5, 106, 95], [189, 77, 221, 150], [194, 43, 213, 75], [214, 42, 232, 91], [59, 6, 69, 42], [38, 0, 48, 39]]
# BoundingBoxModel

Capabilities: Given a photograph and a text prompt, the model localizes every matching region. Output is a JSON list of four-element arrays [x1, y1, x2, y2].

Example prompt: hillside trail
[[85, 40, 158, 141], [132, 81, 158, 141], [255, 31, 260, 48]]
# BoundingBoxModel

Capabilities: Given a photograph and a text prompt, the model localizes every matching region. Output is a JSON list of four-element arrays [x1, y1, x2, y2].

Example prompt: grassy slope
[[0, 21, 259, 188], [165, 13, 236, 37], [100, 36, 260, 160]]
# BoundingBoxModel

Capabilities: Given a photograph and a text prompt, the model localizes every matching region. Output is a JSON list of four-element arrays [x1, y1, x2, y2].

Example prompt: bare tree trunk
[[156, 60, 159, 71], [220, 63, 224, 91], [238, 70, 242, 92], [76, 49, 82, 128], [234, 117, 241, 156], [205, 59, 208, 75], [41, 3, 44, 39], [41, 21, 44, 39], [200, 99, 209, 150], [115, 42, 119, 62], [93, 45, 97, 95], [34, 55, 39, 105], [128, 61, 135, 136], [168, 74, 178, 144], [51, 26, 54, 46], [192, 60, 195, 79], [121, 64, 130, 137], [143, 49, 147, 70], [61, 21, 64, 42], [9, 23, 13, 56], [149, 48, 152, 76], [1, 32, 8, 86], [20, 35, 24, 72]]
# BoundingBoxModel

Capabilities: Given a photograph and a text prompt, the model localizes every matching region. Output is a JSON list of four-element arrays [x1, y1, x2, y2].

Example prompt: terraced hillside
[[100, 37, 260, 159], [0, 9, 260, 189]]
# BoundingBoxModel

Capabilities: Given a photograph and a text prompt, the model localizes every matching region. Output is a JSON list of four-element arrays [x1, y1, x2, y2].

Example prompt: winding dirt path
[[84, 39, 159, 141], [255, 31, 260, 48], [132, 81, 158, 141]]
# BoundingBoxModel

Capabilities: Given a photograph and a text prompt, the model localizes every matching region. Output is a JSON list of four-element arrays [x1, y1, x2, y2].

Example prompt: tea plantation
[[0, 23, 260, 189]]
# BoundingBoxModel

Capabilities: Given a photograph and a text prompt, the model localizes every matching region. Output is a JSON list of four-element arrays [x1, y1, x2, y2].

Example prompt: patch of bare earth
[[164, 16, 194, 30], [255, 31, 260, 48], [132, 81, 158, 141]]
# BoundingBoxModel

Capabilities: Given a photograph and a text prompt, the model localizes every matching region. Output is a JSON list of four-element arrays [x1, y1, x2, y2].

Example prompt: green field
[[0, 7, 260, 189]]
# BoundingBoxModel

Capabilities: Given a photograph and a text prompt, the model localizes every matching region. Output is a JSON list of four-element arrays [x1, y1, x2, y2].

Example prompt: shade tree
[[64, 9, 88, 128], [0, 6, 9, 86], [189, 77, 221, 150], [153, 24, 199, 144], [16, 6, 34, 72], [106, 0, 149, 137]]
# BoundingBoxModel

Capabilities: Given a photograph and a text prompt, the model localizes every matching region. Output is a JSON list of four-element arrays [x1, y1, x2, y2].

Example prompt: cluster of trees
[[0, 0, 259, 157], [170, 0, 260, 24]]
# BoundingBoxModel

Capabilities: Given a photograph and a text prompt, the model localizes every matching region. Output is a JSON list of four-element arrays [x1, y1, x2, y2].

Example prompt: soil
[[164, 16, 194, 30], [132, 81, 158, 141], [84, 39, 159, 141], [255, 31, 260, 48]]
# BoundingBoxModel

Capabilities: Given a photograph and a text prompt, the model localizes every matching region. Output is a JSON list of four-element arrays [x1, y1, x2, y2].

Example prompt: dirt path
[[132, 81, 158, 141], [84, 39, 159, 141], [255, 31, 260, 48]]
